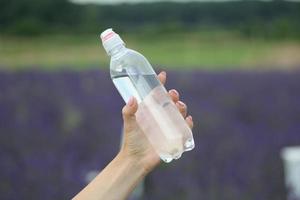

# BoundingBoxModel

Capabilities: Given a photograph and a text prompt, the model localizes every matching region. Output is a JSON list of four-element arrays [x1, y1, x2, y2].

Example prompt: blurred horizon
[[70, 0, 300, 5], [1, 0, 300, 70]]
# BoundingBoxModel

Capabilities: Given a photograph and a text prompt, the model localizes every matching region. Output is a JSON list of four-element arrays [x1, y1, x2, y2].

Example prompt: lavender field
[[0, 69, 300, 200]]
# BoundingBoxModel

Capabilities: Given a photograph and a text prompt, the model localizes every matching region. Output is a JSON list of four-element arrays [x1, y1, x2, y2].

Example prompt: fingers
[[168, 89, 188, 118], [176, 101, 187, 118], [185, 115, 194, 129], [168, 89, 180, 102], [122, 97, 138, 125], [157, 71, 166, 85], [168, 88, 191, 127], [158, 71, 194, 130]]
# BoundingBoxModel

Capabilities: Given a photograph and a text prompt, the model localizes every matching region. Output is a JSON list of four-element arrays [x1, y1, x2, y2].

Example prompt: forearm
[[73, 151, 147, 200]]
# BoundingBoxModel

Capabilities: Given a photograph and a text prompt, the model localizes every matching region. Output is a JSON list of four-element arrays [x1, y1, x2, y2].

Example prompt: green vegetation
[[1, 1, 300, 39], [1, 1, 300, 70], [1, 31, 299, 70]]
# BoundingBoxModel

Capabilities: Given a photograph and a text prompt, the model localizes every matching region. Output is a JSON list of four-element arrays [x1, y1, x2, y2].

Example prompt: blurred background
[[0, 0, 300, 199]]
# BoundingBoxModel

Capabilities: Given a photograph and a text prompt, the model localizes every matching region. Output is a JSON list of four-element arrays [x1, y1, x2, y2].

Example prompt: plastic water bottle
[[100, 28, 195, 162]]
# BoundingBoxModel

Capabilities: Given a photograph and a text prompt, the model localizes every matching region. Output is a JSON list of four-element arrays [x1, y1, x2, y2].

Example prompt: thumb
[[122, 96, 138, 126]]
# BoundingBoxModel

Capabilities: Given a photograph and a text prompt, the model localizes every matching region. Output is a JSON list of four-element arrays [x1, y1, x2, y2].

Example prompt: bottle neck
[[109, 44, 127, 58]]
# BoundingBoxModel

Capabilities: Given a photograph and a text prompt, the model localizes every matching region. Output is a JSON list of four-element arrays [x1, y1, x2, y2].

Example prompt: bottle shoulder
[[126, 49, 146, 59], [110, 48, 154, 75], [111, 49, 146, 62]]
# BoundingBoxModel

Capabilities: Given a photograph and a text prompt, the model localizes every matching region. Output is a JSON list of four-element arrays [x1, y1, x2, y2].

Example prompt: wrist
[[117, 150, 149, 177], [117, 149, 160, 176]]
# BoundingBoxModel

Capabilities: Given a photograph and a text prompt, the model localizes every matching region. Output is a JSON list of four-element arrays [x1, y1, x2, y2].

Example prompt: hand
[[73, 71, 194, 200], [119, 71, 194, 174]]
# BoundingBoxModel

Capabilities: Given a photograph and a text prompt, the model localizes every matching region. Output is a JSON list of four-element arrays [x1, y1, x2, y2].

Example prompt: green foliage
[[0, 0, 81, 35], [1, 32, 299, 70], [5, 18, 46, 36], [1, 0, 300, 38]]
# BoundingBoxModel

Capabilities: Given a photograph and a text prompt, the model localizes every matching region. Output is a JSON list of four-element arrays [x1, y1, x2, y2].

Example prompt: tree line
[[0, 0, 300, 38]]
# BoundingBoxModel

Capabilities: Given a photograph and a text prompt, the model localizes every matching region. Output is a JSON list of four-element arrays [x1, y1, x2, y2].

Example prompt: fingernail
[[128, 97, 134, 107], [177, 101, 185, 107], [170, 89, 179, 96], [188, 115, 193, 121]]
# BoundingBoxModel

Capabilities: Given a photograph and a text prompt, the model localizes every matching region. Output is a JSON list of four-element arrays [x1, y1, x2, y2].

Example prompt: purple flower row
[[0, 69, 299, 200]]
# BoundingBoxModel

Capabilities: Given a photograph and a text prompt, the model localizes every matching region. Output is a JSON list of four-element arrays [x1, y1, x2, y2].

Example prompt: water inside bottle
[[112, 73, 194, 162], [112, 73, 160, 103]]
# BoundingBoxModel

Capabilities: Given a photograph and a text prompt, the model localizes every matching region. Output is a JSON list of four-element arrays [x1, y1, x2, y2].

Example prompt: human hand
[[119, 71, 194, 174], [73, 71, 194, 200]]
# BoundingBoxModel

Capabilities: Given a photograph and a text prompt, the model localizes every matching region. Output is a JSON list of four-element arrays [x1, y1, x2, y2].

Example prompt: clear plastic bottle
[[100, 28, 194, 163]]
